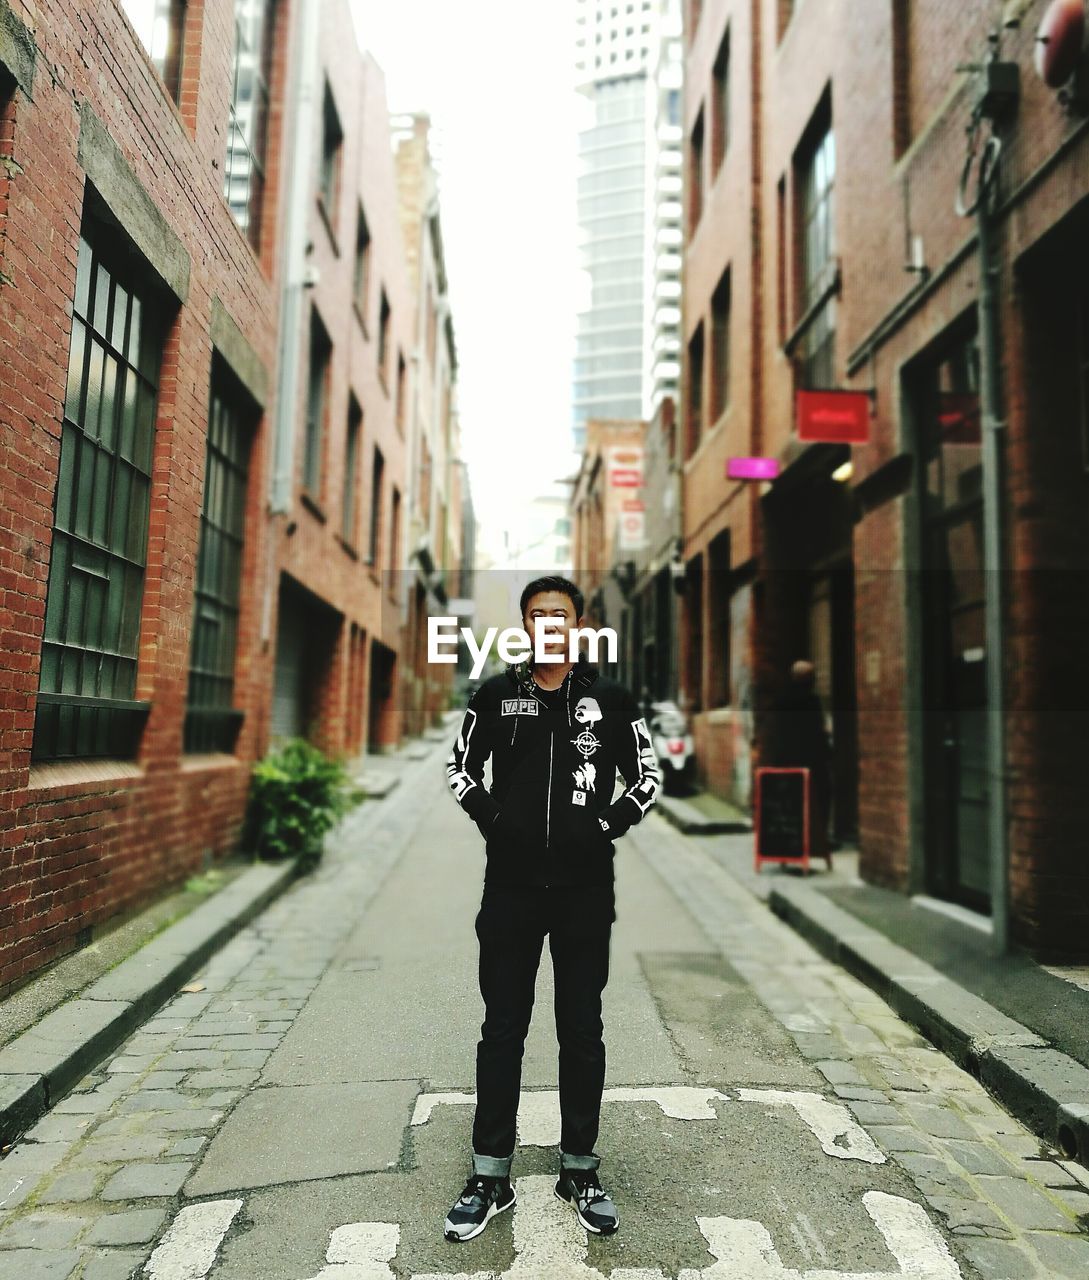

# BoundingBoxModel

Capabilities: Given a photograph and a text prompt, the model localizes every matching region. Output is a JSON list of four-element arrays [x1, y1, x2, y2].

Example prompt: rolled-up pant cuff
[[560, 1149, 601, 1171], [472, 1151, 513, 1177]]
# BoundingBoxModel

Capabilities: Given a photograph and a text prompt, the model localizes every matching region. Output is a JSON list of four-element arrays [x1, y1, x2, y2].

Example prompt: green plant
[[244, 739, 363, 870]]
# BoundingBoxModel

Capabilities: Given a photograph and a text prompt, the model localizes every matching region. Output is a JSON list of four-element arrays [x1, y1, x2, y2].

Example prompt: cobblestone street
[[1, 736, 1087, 1280]]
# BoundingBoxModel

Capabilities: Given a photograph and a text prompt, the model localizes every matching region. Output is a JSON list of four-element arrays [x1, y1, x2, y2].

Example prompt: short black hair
[[519, 575, 584, 621]]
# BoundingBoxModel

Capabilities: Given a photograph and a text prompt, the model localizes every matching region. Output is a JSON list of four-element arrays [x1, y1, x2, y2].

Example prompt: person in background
[[768, 659, 832, 856]]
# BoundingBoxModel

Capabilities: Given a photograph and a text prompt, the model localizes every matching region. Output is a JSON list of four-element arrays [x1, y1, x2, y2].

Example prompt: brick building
[[269, 18, 411, 760], [0, 0, 433, 994], [0, 0, 285, 993], [682, 0, 1089, 956], [570, 419, 647, 664], [393, 114, 461, 737]]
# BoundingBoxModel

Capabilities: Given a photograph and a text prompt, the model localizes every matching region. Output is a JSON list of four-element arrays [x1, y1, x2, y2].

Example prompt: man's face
[[523, 591, 584, 661]]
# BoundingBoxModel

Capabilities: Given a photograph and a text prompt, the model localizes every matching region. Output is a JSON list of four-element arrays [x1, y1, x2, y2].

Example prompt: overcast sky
[[349, 0, 583, 561]]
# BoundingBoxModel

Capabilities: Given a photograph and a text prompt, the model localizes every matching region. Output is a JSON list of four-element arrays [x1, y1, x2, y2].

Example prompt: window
[[0, 71, 16, 253], [778, 0, 797, 41], [711, 268, 731, 420], [796, 107, 836, 388], [354, 206, 371, 319], [184, 367, 253, 754], [426, 287, 437, 370], [776, 175, 787, 344], [396, 351, 407, 433], [368, 446, 385, 565], [707, 531, 730, 707], [418, 437, 432, 530], [378, 288, 391, 382], [304, 310, 330, 499], [389, 487, 401, 578], [688, 106, 704, 235], [342, 396, 361, 544], [666, 88, 681, 127], [712, 29, 730, 176], [224, 0, 274, 247], [319, 81, 343, 223], [34, 226, 165, 762], [685, 553, 704, 712], [685, 322, 704, 459], [122, 0, 186, 101]]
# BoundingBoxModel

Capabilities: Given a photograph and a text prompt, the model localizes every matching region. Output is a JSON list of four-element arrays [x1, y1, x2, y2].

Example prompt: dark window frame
[[711, 27, 730, 177], [377, 288, 391, 386], [122, 0, 187, 102], [711, 267, 731, 421], [342, 395, 362, 545], [319, 79, 344, 227], [688, 105, 705, 236], [354, 204, 371, 323], [304, 309, 331, 501], [368, 445, 385, 567], [795, 100, 837, 389], [224, 0, 275, 248], [184, 361, 255, 754], [685, 321, 705, 459], [34, 223, 167, 763]]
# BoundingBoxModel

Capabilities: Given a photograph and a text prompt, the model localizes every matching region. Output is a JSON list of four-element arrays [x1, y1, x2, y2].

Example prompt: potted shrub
[[244, 739, 362, 871]]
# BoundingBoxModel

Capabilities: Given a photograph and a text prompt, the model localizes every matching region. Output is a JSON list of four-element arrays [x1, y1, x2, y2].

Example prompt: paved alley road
[[2, 733, 1088, 1280]]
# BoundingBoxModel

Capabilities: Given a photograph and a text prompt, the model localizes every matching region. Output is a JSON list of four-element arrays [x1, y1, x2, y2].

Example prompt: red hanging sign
[[796, 389, 871, 444]]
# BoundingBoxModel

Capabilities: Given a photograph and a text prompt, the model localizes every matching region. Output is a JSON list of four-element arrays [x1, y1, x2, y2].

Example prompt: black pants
[[472, 880, 616, 1165]]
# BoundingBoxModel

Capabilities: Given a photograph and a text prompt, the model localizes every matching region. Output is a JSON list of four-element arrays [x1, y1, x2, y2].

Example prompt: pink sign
[[727, 456, 780, 481]]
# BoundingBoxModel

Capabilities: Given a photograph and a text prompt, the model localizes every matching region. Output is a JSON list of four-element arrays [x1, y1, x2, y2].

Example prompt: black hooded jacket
[[445, 655, 662, 887]]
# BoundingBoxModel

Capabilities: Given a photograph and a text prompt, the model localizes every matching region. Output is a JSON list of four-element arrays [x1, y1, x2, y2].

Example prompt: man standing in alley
[[768, 659, 832, 857], [442, 575, 661, 1242]]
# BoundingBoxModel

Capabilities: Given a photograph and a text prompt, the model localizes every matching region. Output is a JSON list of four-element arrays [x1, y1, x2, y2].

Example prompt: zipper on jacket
[[545, 728, 553, 849]]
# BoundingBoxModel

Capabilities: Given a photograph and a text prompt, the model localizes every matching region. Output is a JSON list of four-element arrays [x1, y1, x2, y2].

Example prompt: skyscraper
[[572, 0, 657, 451]]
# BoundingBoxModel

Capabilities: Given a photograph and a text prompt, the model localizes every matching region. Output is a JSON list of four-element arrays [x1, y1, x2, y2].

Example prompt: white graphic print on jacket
[[572, 696, 603, 758], [573, 762, 597, 791], [625, 717, 660, 816], [445, 707, 479, 803]]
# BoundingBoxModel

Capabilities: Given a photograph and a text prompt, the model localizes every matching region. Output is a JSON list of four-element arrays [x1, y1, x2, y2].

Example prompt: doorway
[[916, 332, 990, 910]]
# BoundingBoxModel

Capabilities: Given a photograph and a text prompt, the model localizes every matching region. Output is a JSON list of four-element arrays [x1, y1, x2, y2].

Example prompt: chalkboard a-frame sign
[[754, 767, 831, 874]]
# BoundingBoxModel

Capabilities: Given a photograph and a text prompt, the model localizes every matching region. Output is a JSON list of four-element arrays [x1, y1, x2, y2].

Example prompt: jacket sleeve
[[599, 687, 662, 838], [445, 687, 502, 831]]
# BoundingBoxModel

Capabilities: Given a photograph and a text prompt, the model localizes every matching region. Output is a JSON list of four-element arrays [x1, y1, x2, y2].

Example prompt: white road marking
[[307, 1179, 960, 1280], [602, 1086, 727, 1120], [412, 1086, 728, 1145], [862, 1191, 961, 1278], [297, 1221, 400, 1279], [737, 1090, 886, 1165], [410, 1091, 476, 1126], [676, 1193, 961, 1278], [143, 1198, 242, 1280]]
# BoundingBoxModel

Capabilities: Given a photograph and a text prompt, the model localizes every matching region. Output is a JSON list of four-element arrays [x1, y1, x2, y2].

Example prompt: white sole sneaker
[[444, 1187, 516, 1242], [554, 1186, 619, 1235]]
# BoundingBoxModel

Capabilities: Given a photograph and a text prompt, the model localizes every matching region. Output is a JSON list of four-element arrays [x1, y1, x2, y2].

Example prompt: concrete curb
[[0, 859, 297, 1147], [769, 879, 1089, 1168], [656, 792, 752, 836]]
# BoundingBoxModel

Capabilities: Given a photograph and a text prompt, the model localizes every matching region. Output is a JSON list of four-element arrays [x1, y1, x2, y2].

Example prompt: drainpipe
[[270, 0, 321, 515], [957, 50, 1019, 954], [976, 186, 1010, 956]]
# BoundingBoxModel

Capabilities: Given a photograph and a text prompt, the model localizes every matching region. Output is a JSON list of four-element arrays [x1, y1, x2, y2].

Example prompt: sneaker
[[554, 1167, 619, 1235], [443, 1173, 516, 1242]]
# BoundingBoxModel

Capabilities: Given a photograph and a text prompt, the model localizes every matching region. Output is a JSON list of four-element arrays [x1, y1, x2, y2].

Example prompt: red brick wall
[[681, 0, 1089, 950], [0, 0, 285, 994]]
